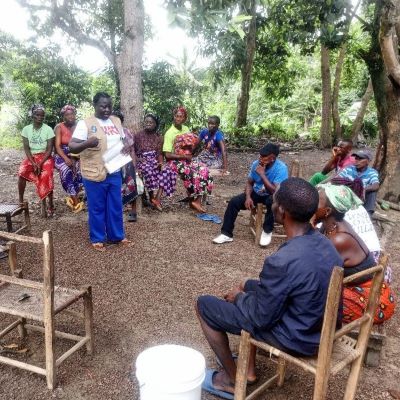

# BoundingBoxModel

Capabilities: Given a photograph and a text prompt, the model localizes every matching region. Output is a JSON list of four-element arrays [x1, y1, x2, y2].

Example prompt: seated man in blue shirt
[[213, 143, 288, 246], [198, 178, 343, 399], [338, 149, 379, 215]]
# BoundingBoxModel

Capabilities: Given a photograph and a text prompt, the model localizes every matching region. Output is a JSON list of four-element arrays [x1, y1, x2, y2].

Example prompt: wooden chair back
[[234, 261, 386, 400]]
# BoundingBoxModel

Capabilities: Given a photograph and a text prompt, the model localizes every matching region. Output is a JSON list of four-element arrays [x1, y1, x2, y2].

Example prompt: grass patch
[[0, 104, 22, 149]]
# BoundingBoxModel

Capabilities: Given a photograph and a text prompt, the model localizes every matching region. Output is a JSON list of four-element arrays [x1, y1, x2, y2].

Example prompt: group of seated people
[[199, 176, 395, 399], [17, 93, 228, 250], [16, 93, 394, 399], [213, 138, 379, 248]]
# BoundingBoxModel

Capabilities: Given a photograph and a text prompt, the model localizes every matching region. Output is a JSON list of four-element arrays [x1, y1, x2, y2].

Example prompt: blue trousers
[[83, 172, 124, 243], [221, 191, 274, 238]]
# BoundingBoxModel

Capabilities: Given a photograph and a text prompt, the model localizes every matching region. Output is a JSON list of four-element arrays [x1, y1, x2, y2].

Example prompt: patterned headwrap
[[173, 106, 187, 120], [318, 183, 363, 213], [28, 104, 45, 117], [60, 104, 77, 116]]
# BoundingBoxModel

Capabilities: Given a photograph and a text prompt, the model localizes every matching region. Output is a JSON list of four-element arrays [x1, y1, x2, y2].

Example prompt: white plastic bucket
[[135, 344, 206, 400]]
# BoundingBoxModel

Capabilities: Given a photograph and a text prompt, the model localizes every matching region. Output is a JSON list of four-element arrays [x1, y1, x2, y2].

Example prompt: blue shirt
[[235, 229, 343, 356], [199, 129, 224, 157], [338, 165, 379, 187], [248, 159, 288, 195]]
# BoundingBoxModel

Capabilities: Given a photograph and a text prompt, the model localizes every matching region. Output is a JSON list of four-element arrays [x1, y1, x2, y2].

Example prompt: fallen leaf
[[3, 343, 18, 349]]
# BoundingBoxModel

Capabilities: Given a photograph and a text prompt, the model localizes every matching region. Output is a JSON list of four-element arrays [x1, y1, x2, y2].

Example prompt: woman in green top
[[162, 106, 213, 213], [18, 104, 55, 215]]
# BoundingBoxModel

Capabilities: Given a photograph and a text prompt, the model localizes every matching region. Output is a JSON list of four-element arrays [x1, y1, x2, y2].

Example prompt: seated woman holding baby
[[162, 106, 213, 213]]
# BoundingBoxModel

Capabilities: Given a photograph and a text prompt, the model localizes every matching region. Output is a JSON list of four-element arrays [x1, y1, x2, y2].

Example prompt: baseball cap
[[352, 149, 372, 161]]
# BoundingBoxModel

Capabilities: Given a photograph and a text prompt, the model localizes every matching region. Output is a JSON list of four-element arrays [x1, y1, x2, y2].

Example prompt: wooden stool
[[0, 202, 31, 233]]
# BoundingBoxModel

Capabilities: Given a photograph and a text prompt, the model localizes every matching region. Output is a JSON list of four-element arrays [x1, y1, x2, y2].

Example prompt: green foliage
[[91, 71, 117, 100], [0, 104, 22, 149], [10, 47, 91, 128], [225, 126, 262, 147], [143, 62, 186, 130], [143, 61, 209, 131], [268, 0, 352, 51]]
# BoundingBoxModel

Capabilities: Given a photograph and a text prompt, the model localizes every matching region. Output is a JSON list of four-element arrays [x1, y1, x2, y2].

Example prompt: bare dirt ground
[[0, 148, 398, 400]]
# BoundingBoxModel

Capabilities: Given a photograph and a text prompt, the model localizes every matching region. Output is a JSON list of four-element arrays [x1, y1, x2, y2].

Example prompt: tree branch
[[17, 0, 114, 63], [379, 0, 400, 87]]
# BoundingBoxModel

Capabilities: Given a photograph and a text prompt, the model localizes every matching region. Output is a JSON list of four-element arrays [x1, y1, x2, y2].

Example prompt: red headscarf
[[173, 106, 188, 120]]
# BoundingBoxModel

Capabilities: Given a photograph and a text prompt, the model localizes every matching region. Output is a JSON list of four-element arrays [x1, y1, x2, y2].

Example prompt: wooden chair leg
[[235, 331, 252, 400], [313, 373, 330, 400], [5, 212, 13, 232], [277, 358, 286, 387], [17, 318, 27, 339], [43, 230, 56, 389], [44, 317, 56, 389], [41, 198, 47, 218], [84, 287, 94, 355], [23, 201, 31, 232], [7, 242, 17, 275]]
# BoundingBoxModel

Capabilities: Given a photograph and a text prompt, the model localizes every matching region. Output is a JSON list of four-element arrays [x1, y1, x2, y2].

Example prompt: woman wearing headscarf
[[162, 106, 213, 213], [54, 104, 83, 212], [315, 184, 395, 324], [134, 113, 166, 211], [18, 104, 55, 216]]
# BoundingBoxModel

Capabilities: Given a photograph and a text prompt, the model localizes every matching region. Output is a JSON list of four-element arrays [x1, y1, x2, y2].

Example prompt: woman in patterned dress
[[54, 104, 83, 212], [162, 107, 213, 213], [134, 114, 167, 211]]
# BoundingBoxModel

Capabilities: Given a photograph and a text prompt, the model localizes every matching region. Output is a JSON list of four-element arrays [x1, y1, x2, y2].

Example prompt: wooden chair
[[249, 159, 303, 245], [234, 263, 385, 400], [0, 202, 31, 233], [0, 230, 93, 390]]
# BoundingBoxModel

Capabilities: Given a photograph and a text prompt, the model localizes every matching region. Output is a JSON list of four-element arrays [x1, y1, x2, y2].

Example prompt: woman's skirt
[[169, 159, 213, 197], [18, 153, 54, 200], [343, 280, 395, 324], [54, 145, 82, 197], [194, 150, 223, 170], [121, 162, 138, 205]]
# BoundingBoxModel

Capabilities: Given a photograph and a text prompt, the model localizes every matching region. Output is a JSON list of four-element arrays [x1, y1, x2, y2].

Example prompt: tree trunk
[[235, 0, 256, 128], [332, 43, 347, 142], [363, 0, 400, 201], [369, 66, 400, 201], [319, 45, 332, 148], [331, 0, 362, 143], [350, 78, 373, 143], [117, 0, 144, 132]]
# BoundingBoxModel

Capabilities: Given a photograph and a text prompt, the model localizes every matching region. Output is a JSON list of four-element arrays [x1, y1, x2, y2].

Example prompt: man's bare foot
[[212, 370, 234, 394]]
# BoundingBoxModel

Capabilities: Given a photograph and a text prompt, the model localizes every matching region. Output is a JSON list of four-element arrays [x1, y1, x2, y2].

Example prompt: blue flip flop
[[197, 213, 222, 224], [201, 368, 234, 400]]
